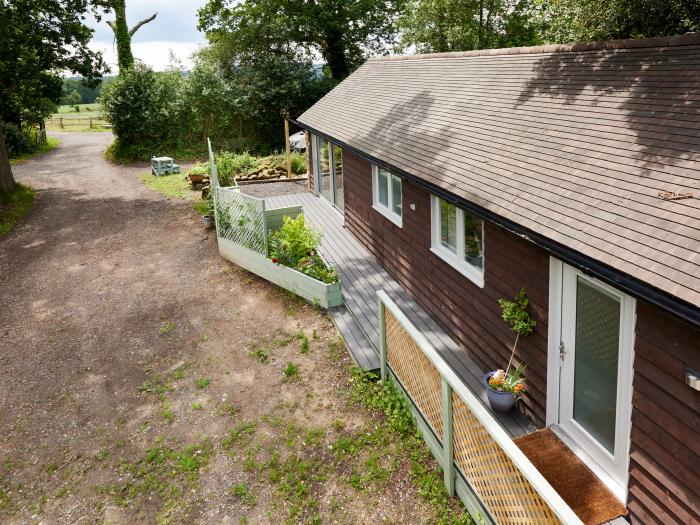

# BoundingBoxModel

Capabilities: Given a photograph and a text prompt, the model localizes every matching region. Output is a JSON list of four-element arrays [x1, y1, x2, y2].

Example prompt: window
[[372, 165, 402, 226], [430, 195, 484, 286]]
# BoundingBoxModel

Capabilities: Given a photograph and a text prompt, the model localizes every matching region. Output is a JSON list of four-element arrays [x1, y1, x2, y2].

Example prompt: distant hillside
[[62, 76, 117, 104]]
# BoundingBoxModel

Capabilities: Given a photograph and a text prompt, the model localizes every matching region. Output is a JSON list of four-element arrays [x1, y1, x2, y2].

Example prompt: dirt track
[[0, 133, 459, 524]]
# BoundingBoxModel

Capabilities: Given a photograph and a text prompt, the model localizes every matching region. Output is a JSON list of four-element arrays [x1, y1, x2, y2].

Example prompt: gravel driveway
[[0, 133, 463, 524]]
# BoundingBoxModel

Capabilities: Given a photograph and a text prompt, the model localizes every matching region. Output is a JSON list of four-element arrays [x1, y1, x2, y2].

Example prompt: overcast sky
[[87, 0, 209, 73]]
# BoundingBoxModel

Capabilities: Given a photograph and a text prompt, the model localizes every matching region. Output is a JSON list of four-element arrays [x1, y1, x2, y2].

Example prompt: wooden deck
[[266, 192, 537, 439]]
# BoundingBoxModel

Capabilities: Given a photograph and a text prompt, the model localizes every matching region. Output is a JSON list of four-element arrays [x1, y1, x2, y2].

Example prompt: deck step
[[329, 305, 379, 371]]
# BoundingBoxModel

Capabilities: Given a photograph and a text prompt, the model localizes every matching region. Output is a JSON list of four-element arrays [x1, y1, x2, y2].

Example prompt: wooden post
[[59, 117, 63, 129], [441, 378, 455, 497], [378, 297, 387, 382], [284, 117, 292, 179], [89, 117, 93, 129]]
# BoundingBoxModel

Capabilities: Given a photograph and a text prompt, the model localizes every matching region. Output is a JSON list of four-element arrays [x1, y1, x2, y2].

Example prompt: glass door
[[332, 144, 344, 212], [557, 264, 635, 497], [314, 136, 344, 212]]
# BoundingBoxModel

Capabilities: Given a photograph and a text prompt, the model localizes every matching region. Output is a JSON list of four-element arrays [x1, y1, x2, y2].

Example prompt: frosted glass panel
[[377, 168, 389, 206], [391, 175, 402, 216], [440, 199, 457, 252], [573, 277, 620, 453], [317, 137, 332, 201]]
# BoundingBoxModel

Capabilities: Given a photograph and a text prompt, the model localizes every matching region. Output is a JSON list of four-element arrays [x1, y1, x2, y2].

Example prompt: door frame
[[546, 257, 636, 502]]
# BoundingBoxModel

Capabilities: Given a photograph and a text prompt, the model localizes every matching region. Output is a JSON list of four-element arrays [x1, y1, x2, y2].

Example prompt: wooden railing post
[[441, 378, 455, 497], [378, 298, 387, 382]]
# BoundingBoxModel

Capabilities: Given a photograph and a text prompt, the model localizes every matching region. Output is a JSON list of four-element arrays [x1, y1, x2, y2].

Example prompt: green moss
[[0, 183, 35, 235]]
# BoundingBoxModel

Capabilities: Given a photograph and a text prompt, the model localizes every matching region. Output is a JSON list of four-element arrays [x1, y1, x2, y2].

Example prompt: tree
[[537, 0, 700, 43], [398, 0, 542, 53], [105, 0, 157, 70], [0, 0, 106, 195], [198, 0, 404, 81]]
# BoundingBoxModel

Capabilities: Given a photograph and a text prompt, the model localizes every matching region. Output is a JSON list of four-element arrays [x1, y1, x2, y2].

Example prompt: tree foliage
[[536, 0, 700, 43], [0, 0, 106, 194], [198, 0, 404, 81], [398, 0, 543, 53]]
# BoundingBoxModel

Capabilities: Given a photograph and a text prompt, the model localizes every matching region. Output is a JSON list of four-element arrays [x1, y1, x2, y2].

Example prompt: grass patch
[[194, 377, 211, 390], [9, 137, 60, 164], [162, 405, 174, 424], [349, 368, 473, 524], [105, 437, 213, 513], [0, 183, 35, 235], [139, 374, 173, 401], [140, 172, 195, 200], [159, 320, 177, 334], [190, 402, 203, 411], [282, 363, 300, 382], [222, 422, 256, 450], [231, 482, 257, 507], [214, 401, 238, 419]]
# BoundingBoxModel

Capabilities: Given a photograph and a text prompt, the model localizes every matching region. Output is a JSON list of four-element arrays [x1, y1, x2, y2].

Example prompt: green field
[[57, 103, 101, 114]]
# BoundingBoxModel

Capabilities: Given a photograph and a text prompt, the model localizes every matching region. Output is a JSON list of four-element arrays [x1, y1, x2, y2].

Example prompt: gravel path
[[0, 133, 458, 524]]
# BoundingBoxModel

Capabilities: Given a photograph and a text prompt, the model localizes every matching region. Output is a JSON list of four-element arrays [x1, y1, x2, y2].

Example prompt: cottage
[[284, 34, 700, 525], [211, 33, 699, 525]]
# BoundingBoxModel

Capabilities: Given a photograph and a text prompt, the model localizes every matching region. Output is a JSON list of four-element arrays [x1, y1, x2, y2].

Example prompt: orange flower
[[514, 383, 524, 393]]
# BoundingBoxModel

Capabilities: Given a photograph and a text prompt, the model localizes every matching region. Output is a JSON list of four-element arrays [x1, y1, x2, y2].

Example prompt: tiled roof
[[298, 34, 700, 308]]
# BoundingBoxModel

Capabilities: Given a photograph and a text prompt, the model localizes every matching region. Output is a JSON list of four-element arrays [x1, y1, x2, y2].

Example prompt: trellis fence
[[377, 291, 583, 525]]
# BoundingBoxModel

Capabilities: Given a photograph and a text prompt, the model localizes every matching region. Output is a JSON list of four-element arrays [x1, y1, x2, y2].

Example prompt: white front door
[[548, 260, 636, 501]]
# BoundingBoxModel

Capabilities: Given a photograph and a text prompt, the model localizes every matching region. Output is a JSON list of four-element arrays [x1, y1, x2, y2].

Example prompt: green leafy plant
[[268, 215, 339, 284], [496, 288, 536, 387]]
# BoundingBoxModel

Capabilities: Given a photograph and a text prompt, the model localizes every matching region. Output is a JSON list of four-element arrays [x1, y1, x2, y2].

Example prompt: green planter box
[[217, 236, 343, 309]]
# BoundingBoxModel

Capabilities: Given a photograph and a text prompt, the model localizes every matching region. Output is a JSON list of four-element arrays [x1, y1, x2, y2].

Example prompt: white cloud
[[90, 40, 203, 73]]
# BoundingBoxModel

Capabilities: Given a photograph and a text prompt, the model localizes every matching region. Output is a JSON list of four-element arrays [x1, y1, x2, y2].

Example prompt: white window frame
[[371, 164, 402, 227], [547, 257, 636, 503], [429, 195, 484, 288]]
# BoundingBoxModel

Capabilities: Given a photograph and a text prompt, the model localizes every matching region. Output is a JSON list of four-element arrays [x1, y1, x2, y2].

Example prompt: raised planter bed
[[217, 236, 343, 309]]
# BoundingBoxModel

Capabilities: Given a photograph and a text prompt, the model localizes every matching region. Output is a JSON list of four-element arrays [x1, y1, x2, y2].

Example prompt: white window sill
[[430, 246, 484, 288], [372, 203, 403, 228]]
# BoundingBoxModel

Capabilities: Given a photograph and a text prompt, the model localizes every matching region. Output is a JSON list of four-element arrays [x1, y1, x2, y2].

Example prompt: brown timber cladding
[[341, 149, 551, 427], [339, 147, 700, 525]]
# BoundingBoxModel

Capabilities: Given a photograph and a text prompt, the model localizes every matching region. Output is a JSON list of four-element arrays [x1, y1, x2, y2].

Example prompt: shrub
[[2, 123, 34, 157], [290, 151, 307, 174], [216, 151, 257, 186]]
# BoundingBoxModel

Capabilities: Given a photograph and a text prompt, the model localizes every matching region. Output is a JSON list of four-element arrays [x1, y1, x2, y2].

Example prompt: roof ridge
[[369, 32, 700, 62]]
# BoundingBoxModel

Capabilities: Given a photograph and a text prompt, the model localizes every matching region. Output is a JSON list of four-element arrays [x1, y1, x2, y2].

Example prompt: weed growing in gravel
[[95, 448, 108, 462], [0, 487, 10, 509], [251, 347, 269, 364], [349, 368, 473, 524], [195, 378, 211, 390], [327, 337, 343, 363], [282, 363, 300, 381], [162, 405, 174, 424], [299, 335, 309, 354], [222, 422, 256, 450], [139, 374, 173, 400], [214, 401, 238, 419], [190, 402, 203, 410], [159, 321, 177, 334], [104, 437, 213, 514], [231, 482, 257, 506]]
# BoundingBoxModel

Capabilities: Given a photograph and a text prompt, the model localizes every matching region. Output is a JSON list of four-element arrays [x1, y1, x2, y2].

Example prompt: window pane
[[317, 137, 332, 201], [573, 277, 620, 454], [464, 213, 483, 269], [440, 199, 457, 252], [377, 168, 389, 206], [391, 175, 402, 216]]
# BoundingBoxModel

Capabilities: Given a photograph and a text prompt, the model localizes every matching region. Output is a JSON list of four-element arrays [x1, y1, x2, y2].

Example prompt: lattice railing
[[214, 187, 267, 255], [377, 291, 582, 525]]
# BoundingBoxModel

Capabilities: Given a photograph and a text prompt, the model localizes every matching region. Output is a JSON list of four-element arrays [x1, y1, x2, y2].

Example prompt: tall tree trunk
[[322, 31, 350, 81], [478, 0, 484, 49], [113, 0, 134, 70], [0, 128, 16, 196]]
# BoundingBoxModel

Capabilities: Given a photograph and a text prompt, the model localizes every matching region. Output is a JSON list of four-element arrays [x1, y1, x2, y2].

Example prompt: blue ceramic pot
[[483, 371, 516, 413]]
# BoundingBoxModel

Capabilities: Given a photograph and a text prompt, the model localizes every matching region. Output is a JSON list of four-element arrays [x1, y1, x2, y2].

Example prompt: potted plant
[[483, 288, 536, 413]]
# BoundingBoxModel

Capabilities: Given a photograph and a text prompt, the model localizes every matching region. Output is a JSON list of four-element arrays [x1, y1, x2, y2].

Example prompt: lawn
[[56, 103, 101, 114], [0, 183, 35, 235]]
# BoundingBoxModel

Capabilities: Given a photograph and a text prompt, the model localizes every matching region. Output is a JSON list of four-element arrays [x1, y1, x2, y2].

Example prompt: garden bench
[[151, 156, 181, 176]]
